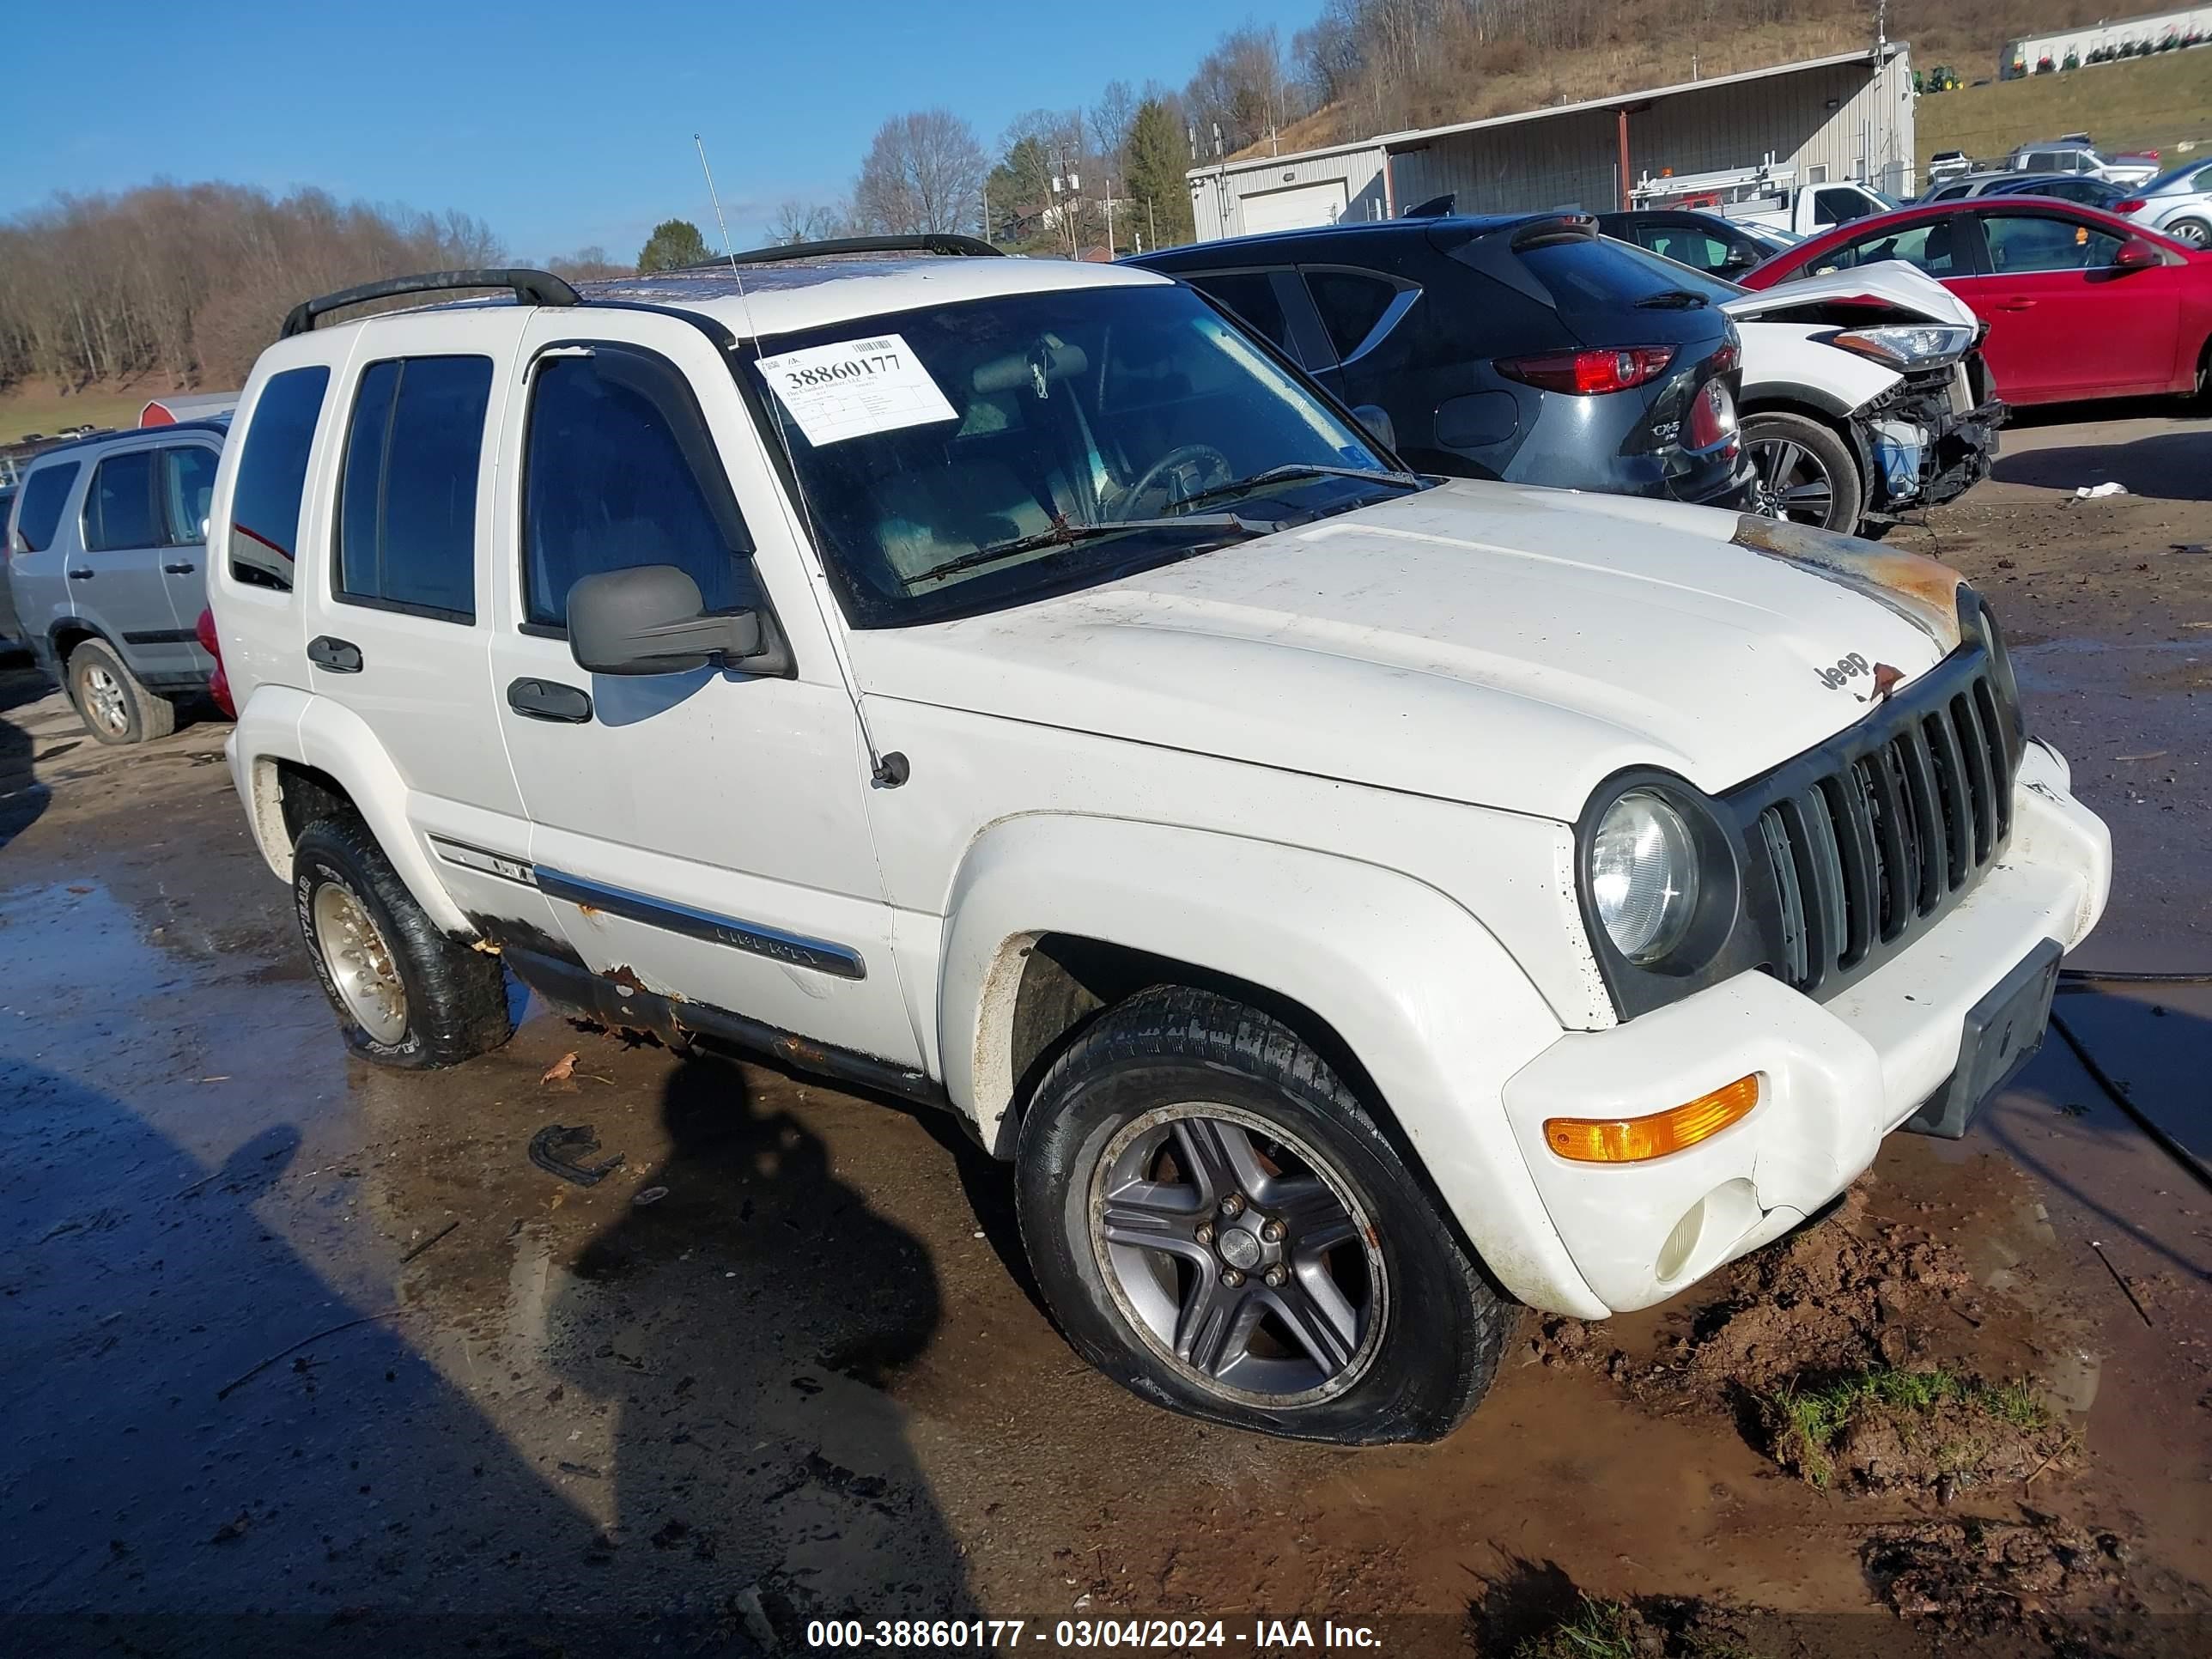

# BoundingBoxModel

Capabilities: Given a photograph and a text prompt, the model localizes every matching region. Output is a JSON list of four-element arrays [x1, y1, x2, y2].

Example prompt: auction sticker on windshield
[[756, 334, 957, 447]]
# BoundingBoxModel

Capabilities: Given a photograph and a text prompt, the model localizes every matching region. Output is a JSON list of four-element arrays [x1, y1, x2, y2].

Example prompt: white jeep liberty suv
[[209, 245, 2111, 1444]]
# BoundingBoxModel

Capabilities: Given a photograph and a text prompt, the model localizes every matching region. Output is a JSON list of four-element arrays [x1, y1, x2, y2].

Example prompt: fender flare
[[937, 813, 1606, 1317], [228, 683, 473, 936], [1739, 378, 1860, 422]]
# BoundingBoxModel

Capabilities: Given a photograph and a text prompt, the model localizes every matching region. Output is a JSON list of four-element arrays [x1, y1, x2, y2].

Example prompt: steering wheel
[[1115, 443, 1234, 520]]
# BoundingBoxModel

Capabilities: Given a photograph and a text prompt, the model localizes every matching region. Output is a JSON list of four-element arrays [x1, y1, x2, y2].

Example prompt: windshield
[[750, 283, 1410, 627]]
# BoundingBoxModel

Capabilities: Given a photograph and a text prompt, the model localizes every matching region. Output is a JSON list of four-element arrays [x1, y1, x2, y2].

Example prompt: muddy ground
[[3, 406, 2209, 1658]]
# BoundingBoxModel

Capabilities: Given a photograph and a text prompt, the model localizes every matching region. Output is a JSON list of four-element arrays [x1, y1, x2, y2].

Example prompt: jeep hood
[[845, 481, 1972, 822], [1722, 264, 1978, 329]]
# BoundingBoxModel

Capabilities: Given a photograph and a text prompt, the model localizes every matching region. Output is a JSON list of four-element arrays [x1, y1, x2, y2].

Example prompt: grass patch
[[1917, 49, 2212, 167], [0, 382, 161, 446], [1765, 1364, 2061, 1489], [1512, 1595, 1759, 1659]]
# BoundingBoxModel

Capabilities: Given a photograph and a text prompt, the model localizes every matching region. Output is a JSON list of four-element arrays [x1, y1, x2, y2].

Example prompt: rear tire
[[293, 814, 512, 1069], [2164, 216, 2209, 250], [66, 639, 175, 746], [1742, 410, 1863, 535], [1015, 985, 1512, 1444]]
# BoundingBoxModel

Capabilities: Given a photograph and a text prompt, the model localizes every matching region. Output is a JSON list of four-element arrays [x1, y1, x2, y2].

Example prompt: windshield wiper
[[904, 513, 1280, 588], [1166, 462, 1426, 515], [1635, 289, 1711, 309]]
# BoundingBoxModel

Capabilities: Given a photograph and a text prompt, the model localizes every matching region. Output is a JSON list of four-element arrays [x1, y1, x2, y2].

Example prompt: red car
[[1741, 198, 2212, 406]]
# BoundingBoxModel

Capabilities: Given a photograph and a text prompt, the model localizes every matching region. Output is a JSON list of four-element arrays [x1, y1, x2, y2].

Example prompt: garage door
[[1239, 179, 1349, 235]]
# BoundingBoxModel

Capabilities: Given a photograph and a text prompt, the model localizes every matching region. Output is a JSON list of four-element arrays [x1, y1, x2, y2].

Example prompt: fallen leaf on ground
[[541, 1052, 578, 1084]]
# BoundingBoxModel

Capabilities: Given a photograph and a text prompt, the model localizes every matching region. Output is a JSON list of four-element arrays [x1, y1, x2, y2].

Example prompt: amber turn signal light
[[1544, 1074, 1762, 1164]]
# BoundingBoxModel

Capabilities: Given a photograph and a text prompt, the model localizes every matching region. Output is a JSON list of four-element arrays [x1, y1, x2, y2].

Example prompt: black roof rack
[[279, 268, 581, 339], [684, 233, 1004, 270]]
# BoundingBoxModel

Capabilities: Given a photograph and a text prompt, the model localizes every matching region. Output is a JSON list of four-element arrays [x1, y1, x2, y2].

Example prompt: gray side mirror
[[568, 564, 790, 678], [1352, 404, 1398, 454]]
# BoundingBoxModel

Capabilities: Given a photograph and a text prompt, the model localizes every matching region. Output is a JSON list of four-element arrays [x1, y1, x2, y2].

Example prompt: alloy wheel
[[79, 663, 130, 737], [1087, 1102, 1388, 1407], [1748, 435, 1836, 527], [313, 878, 409, 1045]]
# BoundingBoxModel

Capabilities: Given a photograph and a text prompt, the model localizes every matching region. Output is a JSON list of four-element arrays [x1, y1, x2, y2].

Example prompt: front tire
[[1742, 410, 1863, 534], [294, 815, 512, 1068], [1015, 986, 1511, 1444], [66, 639, 175, 746]]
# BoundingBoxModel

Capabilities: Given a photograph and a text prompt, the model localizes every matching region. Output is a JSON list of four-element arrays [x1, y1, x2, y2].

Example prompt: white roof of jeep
[[583, 256, 1170, 338], [303, 257, 1174, 349]]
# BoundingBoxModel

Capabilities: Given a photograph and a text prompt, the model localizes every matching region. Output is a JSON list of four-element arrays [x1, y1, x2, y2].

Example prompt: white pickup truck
[[208, 245, 2110, 1444], [1633, 165, 1899, 239]]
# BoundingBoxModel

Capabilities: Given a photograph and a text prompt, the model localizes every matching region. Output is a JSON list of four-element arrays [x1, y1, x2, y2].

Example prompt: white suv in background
[[209, 247, 2110, 1444]]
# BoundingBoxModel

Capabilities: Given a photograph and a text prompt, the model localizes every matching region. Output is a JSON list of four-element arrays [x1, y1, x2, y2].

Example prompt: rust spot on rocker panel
[[1731, 514, 1965, 651], [462, 912, 584, 969]]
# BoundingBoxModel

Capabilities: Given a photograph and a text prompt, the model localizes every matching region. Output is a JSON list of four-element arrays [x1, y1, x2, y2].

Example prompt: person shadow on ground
[[548, 1051, 977, 1639]]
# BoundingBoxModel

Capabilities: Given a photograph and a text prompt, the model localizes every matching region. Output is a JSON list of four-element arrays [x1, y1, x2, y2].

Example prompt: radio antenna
[[695, 132, 742, 273]]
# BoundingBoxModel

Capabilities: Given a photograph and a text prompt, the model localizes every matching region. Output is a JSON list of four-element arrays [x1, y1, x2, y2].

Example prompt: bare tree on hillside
[[854, 110, 989, 236], [1090, 80, 1139, 167], [0, 182, 507, 393], [767, 199, 853, 245]]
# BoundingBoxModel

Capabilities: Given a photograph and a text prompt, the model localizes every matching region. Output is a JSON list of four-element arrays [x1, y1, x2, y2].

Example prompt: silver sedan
[[2120, 160, 2212, 249]]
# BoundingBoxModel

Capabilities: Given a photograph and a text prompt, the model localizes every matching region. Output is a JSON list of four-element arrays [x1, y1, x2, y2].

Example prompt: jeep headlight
[[1589, 790, 1701, 963]]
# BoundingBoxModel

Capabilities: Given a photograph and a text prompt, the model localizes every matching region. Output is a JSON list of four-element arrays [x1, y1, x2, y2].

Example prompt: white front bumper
[[1500, 738, 2109, 1314]]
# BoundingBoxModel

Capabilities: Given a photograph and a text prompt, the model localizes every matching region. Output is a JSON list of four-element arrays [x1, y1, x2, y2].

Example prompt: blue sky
[[5, 1, 1292, 261]]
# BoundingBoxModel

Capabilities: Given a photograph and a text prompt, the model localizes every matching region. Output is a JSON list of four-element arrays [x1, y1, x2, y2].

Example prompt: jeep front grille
[[1753, 669, 2015, 997]]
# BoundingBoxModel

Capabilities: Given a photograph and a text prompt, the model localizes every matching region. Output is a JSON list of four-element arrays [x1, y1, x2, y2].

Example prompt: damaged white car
[[1727, 264, 2005, 538], [208, 243, 2106, 1445]]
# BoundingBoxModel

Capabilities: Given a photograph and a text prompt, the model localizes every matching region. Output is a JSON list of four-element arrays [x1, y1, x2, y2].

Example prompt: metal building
[[2000, 7, 2212, 76], [1188, 44, 1916, 240]]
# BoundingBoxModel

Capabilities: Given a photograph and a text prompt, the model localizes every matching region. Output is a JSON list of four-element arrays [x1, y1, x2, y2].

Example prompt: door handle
[[506, 677, 592, 723], [1995, 297, 2037, 311], [163, 561, 197, 574], [67, 568, 94, 580], [307, 635, 363, 673]]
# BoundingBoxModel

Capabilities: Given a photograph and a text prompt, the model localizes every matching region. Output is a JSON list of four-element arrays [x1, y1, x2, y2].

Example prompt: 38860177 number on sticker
[[755, 331, 957, 448]]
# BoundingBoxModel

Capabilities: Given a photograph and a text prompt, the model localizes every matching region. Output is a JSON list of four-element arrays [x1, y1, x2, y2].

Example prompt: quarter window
[[336, 356, 492, 621], [85, 451, 161, 551], [1304, 270, 1399, 360], [13, 463, 80, 553], [161, 447, 218, 545], [521, 345, 755, 629], [228, 366, 330, 592]]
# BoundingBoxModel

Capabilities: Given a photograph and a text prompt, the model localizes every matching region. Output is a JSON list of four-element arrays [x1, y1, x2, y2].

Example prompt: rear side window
[[336, 356, 492, 622], [1186, 271, 1294, 353], [162, 447, 218, 544], [13, 463, 80, 552], [1519, 235, 1729, 313], [228, 367, 331, 592], [522, 345, 754, 629], [85, 451, 161, 551], [1812, 188, 1877, 227], [1304, 270, 1399, 360]]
